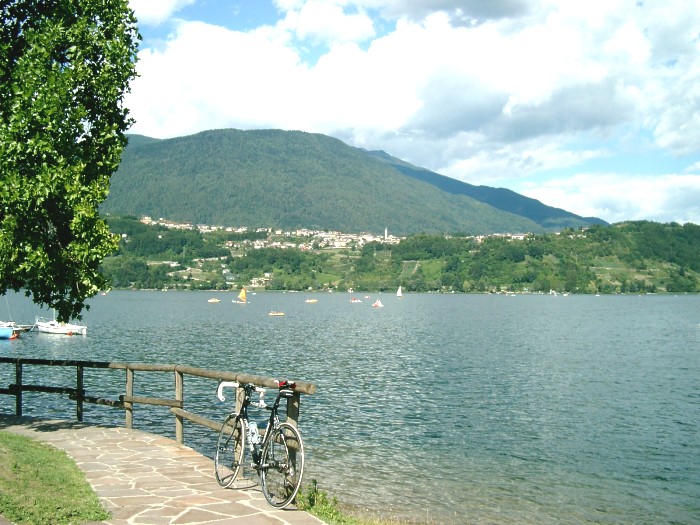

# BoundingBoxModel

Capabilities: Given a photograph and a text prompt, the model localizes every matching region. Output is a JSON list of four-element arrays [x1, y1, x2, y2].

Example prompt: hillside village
[[139, 216, 531, 251], [140, 215, 403, 250]]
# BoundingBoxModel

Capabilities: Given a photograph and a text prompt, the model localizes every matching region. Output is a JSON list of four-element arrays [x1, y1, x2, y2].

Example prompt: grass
[[0, 431, 110, 525], [296, 479, 423, 525]]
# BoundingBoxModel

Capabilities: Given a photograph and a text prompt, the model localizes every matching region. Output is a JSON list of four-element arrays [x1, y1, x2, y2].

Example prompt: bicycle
[[214, 379, 305, 508]]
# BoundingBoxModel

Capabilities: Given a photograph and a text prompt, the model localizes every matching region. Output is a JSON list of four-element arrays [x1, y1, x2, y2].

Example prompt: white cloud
[[126, 0, 700, 224], [521, 173, 700, 225], [128, 21, 308, 137], [280, 0, 376, 44], [129, 0, 196, 26]]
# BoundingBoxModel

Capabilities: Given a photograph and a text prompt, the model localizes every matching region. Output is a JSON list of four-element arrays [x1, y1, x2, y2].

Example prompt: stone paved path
[[0, 416, 324, 525]]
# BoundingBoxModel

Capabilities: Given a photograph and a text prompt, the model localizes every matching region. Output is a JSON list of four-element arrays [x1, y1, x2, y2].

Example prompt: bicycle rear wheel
[[215, 414, 245, 487], [259, 422, 304, 508]]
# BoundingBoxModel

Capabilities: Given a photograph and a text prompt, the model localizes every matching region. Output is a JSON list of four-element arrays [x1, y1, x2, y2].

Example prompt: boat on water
[[397, 286, 403, 298], [33, 317, 87, 336], [0, 326, 18, 339], [372, 299, 384, 308], [233, 287, 247, 304], [207, 297, 221, 303], [305, 298, 318, 303], [268, 311, 285, 316], [350, 297, 362, 303], [0, 321, 31, 339]]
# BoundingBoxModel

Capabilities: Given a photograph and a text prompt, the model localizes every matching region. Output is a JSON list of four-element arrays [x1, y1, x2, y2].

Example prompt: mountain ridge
[[103, 128, 606, 236]]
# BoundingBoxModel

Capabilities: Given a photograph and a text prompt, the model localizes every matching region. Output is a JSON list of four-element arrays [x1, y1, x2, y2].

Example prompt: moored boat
[[33, 317, 87, 336], [0, 321, 30, 338], [0, 326, 18, 339]]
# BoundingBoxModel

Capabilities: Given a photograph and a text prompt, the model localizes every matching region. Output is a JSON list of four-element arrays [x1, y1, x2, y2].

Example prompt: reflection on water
[[1, 291, 699, 524]]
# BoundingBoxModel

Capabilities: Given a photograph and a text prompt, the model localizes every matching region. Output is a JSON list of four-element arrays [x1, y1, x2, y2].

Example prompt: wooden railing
[[0, 357, 316, 445]]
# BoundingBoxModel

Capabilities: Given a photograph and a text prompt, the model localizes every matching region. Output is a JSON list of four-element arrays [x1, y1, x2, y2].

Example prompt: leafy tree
[[0, 0, 139, 320]]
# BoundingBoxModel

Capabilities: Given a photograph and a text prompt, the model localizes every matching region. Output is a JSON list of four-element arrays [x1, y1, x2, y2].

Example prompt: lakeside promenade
[[0, 416, 323, 525]]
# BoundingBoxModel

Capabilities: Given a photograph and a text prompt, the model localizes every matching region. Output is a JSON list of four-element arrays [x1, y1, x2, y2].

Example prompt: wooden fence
[[0, 357, 315, 445]]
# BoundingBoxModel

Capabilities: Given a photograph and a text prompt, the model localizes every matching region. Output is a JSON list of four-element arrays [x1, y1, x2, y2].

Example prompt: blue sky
[[126, 0, 700, 225]]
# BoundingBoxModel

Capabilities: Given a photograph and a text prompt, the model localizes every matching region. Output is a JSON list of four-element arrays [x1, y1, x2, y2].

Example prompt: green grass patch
[[0, 431, 110, 525], [297, 479, 417, 525]]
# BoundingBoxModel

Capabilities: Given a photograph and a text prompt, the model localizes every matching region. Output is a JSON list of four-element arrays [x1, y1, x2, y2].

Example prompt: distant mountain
[[103, 129, 605, 236], [365, 150, 607, 230]]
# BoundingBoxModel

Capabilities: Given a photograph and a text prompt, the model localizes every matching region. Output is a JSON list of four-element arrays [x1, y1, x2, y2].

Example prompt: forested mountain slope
[[366, 150, 607, 229], [104, 129, 604, 235]]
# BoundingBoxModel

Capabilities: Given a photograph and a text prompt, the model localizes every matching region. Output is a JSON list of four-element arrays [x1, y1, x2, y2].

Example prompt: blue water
[[1, 291, 699, 524]]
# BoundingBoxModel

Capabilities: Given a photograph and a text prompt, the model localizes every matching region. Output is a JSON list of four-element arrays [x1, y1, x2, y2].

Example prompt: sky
[[126, 0, 700, 225]]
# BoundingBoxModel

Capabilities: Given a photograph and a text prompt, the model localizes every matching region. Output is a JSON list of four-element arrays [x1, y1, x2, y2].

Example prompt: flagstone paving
[[0, 416, 324, 525]]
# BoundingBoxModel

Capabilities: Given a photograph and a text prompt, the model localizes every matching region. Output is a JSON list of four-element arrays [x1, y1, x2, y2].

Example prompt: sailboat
[[397, 286, 403, 299], [233, 287, 247, 304], [33, 315, 87, 336], [371, 298, 384, 308]]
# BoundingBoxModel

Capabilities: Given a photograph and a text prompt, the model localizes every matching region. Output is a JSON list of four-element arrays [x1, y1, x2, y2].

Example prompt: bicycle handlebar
[[216, 381, 239, 402], [217, 380, 267, 407], [216, 380, 297, 404]]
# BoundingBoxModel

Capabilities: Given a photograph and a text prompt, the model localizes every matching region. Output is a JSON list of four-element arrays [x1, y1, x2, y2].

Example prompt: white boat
[[350, 297, 362, 303], [397, 286, 403, 298], [207, 297, 221, 303], [233, 287, 247, 304], [0, 321, 31, 336], [268, 310, 285, 316], [33, 317, 87, 336], [305, 298, 318, 303], [371, 299, 384, 308]]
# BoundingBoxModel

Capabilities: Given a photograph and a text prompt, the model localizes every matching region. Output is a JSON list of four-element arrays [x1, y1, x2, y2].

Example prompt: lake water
[[1, 291, 699, 524]]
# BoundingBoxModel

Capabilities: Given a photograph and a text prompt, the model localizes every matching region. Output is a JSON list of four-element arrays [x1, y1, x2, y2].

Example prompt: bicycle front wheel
[[259, 422, 305, 508], [215, 414, 245, 487]]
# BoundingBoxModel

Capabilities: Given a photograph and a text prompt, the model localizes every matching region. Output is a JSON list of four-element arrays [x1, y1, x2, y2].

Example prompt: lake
[[1, 290, 699, 524]]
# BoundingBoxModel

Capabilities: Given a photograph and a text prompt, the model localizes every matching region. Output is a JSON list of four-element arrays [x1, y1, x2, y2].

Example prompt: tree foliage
[[0, 0, 139, 320]]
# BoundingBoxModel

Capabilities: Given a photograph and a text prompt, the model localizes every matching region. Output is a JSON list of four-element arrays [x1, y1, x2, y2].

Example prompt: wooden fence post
[[175, 370, 184, 444], [125, 368, 134, 428], [14, 361, 22, 417], [286, 392, 301, 464], [76, 365, 84, 422], [287, 392, 301, 428]]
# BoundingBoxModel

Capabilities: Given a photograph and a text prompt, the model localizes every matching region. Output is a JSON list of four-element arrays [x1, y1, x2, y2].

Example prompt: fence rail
[[0, 357, 315, 445]]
